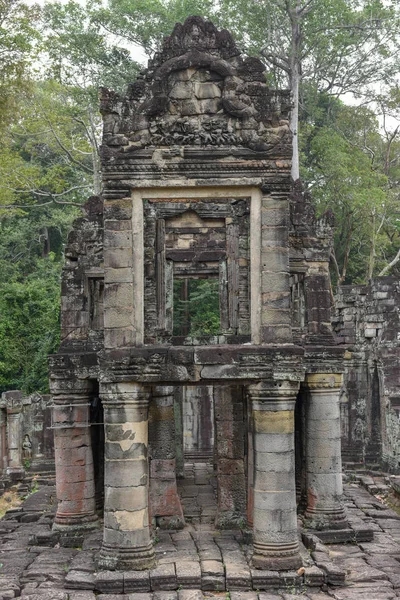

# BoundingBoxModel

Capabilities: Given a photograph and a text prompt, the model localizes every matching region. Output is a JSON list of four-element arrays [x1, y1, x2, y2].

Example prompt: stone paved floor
[[1, 472, 400, 599]]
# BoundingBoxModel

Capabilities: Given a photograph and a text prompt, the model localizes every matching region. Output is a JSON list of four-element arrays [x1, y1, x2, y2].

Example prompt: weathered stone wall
[[181, 386, 214, 458], [334, 277, 400, 471], [0, 390, 55, 485]]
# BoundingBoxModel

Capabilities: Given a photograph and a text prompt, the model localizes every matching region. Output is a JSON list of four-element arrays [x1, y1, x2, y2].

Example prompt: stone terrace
[[2, 477, 400, 599]]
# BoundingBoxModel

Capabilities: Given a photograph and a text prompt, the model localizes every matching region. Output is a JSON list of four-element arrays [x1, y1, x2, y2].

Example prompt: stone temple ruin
[[48, 17, 349, 573]]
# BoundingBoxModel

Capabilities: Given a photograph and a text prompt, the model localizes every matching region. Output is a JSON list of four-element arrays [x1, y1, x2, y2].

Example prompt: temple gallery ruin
[[48, 16, 351, 573]]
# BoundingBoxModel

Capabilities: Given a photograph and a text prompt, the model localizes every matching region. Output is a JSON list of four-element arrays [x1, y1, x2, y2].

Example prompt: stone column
[[303, 373, 347, 530], [52, 379, 98, 541], [249, 381, 302, 571], [149, 385, 184, 529], [3, 391, 24, 479], [99, 382, 155, 571], [0, 409, 6, 474], [174, 387, 184, 478], [214, 385, 246, 528], [247, 390, 254, 528]]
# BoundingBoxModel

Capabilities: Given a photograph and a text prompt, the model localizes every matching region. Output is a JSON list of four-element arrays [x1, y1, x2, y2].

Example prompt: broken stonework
[[334, 278, 400, 471]]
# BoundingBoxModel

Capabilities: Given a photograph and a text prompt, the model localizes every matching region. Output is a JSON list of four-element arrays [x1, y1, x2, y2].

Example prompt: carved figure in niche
[[22, 434, 32, 460]]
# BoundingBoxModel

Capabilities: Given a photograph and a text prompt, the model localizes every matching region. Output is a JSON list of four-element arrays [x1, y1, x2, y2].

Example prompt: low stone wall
[[0, 390, 54, 487], [334, 277, 400, 471]]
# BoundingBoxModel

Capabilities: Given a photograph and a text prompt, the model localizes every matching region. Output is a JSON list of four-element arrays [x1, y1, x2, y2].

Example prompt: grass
[[0, 488, 23, 519]]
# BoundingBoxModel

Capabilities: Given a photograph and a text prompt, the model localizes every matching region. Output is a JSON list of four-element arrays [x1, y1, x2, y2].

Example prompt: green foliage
[[173, 279, 220, 336], [0, 250, 62, 394], [89, 0, 217, 56], [301, 98, 400, 283], [0, 0, 41, 134]]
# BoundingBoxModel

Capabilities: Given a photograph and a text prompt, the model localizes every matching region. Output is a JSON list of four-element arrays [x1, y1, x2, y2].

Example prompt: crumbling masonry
[[49, 17, 348, 572]]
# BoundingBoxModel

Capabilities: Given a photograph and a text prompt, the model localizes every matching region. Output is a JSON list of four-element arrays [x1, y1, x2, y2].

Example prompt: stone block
[[260, 325, 292, 343], [170, 82, 193, 99], [194, 82, 222, 99], [261, 272, 289, 292], [250, 570, 280, 589], [261, 248, 288, 272], [176, 561, 202, 588], [153, 592, 178, 600], [105, 267, 133, 284], [261, 308, 291, 325], [225, 563, 252, 590], [21, 593, 69, 600], [66, 593, 97, 600], [303, 565, 325, 586], [104, 230, 132, 248], [95, 571, 124, 594], [104, 327, 136, 348], [103, 307, 132, 329], [150, 563, 177, 591], [104, 248, 133, 268], [261, 207, 288, 228], [104, 283, 134, 308], [124, 570, 151, 593], [105, 486, 148, 512], [65, 570, 95, 590], [201, 575, 225, 591], [231, 593, 258, 600]]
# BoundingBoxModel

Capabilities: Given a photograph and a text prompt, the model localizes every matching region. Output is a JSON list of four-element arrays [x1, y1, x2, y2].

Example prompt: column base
[[53, 515, 99, 547], [252, 542, 302, 571], [303, 505, 348, 531], [98, 542, 156, 571]]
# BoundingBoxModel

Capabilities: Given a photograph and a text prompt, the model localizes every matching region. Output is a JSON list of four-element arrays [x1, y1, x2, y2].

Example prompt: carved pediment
[[100, 16, 292, 155]]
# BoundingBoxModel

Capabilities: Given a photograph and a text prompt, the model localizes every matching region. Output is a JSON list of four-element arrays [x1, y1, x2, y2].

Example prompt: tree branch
[[379, 248, 400, 276]]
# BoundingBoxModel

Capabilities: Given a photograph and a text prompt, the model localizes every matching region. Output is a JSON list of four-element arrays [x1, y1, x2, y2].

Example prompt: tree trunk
[[379, 248, 400, 276], [289, 1, 302, 182], [367, 211, 376, 281]]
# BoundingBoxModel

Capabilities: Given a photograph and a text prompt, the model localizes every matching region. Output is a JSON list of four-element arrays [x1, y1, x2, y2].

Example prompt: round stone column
[[98, 382, 155, 571], [303, 373, 347, 530], [52, 379, 98, 540], [149, 386, 184, 529], [249, 381, 302, 571]]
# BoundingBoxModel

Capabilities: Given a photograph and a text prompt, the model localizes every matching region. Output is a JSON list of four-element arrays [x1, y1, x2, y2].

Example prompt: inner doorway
[[177, 385, 217, 524]]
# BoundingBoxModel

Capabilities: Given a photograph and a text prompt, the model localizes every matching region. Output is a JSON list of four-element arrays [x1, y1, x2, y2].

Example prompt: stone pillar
[[3, 391, 24, 479], [149, 385, 184, 529], [249, 381, 302, 571], [247, 390, 254, 528], [214, 385, 246, 528], [0, 409, 6, 474], [52, 380, 98, 541], [303, 373, 347, 530], [174, 387, 184, 478], [99, 382, 155, 571]]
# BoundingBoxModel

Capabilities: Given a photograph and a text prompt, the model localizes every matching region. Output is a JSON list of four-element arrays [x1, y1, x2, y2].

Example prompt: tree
[[302, 99, 399, 284], [88, 0, 217, 57], [0, 0, 40, 134], [217, 0, 399, 181]]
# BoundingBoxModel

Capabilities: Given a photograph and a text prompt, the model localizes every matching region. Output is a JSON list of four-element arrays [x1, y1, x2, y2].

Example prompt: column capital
[[50, 377, 94, 400], [247, 380, 300, 404], [304, 373, 342, 391], [100, 382, 150, 408]]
